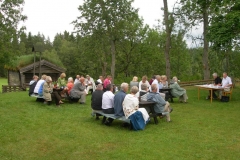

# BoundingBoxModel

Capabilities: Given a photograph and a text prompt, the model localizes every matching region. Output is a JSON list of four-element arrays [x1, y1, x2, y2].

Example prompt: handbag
[[221, 96, 229, 102]]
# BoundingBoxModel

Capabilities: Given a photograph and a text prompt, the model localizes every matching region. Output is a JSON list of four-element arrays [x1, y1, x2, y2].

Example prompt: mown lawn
[[0, 79, 239, 160], [0, 78, 7, 93]]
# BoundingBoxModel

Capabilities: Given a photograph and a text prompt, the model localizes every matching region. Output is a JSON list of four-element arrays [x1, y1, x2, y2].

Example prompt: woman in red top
[[103, 75, 112, 91], [66, 77, 74, 95]]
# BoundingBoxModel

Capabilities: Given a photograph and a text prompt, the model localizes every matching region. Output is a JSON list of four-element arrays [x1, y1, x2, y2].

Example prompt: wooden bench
[[159, 88, 176, 102], [30, 93, 44, 98], [92, 110, 131, 124]]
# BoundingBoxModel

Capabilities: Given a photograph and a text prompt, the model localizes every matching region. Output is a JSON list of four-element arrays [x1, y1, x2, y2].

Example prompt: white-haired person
[[70, 77, 86, 104], [43, 76, 62, 107], [218, 72, 232, 99], [85, 75, 96, 94], [147, 84, 172, 122], [102, 84, 115, 126], [130, 76, 139, 89], [135, 83, 149, 101], [170, 76, 188, 103], [206, 73, 222, 100], [123, 86, 149, 130], [66, 77, 74, 95], [150, 75, 165, 100], [114, 83, 129, 117]]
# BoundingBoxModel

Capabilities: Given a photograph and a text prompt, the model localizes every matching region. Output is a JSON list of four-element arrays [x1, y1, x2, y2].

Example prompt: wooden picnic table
[[139, 101, 159, 124], [159, 88, 174, 102], [195, 85, 224, 103]]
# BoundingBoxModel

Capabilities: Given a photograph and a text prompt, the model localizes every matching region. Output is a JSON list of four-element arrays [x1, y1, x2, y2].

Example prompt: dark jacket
[[215, 77, 222, 85], [91, 90, 104, 110], [29, 81, 37, 96], [147, 92, 166, 113], [114, 90, 126, 117]]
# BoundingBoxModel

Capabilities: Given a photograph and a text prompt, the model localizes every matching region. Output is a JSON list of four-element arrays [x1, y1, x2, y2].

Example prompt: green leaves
[[0, 0, 27, 76]]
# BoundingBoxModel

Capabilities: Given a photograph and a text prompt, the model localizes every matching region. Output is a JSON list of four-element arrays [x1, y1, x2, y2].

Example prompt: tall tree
[[162, 0, 174, 81], [178, 0, 212, 79], [208, 0, 240, 73], [73, 0, 139, 83], [0, 0, 27, 76]]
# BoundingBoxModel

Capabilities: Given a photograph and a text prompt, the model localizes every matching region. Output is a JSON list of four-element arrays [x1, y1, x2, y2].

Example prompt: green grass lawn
[[0, 79, 239, 160], [0, 78, 7, 93]]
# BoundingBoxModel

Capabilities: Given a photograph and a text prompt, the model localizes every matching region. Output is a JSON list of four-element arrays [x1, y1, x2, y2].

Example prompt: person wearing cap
[[206, 73, 222, 100], [85, 75, 96, 94]]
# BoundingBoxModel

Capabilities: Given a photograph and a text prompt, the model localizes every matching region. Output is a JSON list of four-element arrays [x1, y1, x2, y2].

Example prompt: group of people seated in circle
[[90, 74, 191, 130], [28, 73, 118, 107], [131, 75, 188, 103], [28, 73, 99, 107], [28, 73, 188, 127]]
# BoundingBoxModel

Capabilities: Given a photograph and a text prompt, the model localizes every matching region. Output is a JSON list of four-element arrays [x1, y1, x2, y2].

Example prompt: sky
[[21, 0, 199, 46]]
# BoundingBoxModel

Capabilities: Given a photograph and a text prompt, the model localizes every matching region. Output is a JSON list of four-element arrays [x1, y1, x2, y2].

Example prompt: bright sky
[[22, 0, 176, 40], [21, 0, 200, 47]]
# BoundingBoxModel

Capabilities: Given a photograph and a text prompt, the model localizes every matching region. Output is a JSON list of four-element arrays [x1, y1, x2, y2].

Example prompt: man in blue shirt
[[147, 84, 172, 122], [114, 83, 129, 117]]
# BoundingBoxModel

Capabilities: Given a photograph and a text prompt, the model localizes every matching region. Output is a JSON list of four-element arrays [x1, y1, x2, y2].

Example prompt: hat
[[212, 73, 217, 76], [86, 75, 90, 77]]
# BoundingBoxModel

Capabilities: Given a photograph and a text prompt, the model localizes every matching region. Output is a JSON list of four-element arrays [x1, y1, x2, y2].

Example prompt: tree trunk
[[102, 61, 107, 78], [110, 40, 116, 84], [163, 0, 171, 80], [225, 49, 231, 73], [202, 7, 210, 80]]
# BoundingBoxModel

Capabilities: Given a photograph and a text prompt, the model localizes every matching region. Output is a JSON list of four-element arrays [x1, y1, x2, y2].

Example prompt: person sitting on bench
[[91, 84, 104, 120], [136, 83, 149, 101], [43, 76, 62, 107], [29, 75, 39, 96], [34, 74, 47, 95], [85, 75, 96, 94], [170, 76, 188, 103], [70, 77, 86, 104], [123, 86, 149, 130], [103, 75, 112, 92], [147, 84, 172, 122], [114, 83, 128, 117], [102, 84, 115, 126]]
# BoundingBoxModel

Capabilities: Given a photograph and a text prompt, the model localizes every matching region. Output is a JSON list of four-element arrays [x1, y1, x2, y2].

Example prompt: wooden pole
[[33, 51, 36, 76], [39, 52, 42, 77]]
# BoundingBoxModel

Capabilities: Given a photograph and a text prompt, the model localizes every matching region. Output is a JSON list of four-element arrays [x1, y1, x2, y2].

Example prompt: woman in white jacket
[[122, 86, 149, 127]]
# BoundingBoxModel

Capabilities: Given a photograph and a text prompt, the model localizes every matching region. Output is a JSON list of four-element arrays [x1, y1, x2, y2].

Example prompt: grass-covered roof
[[5, 53, 66, 71]]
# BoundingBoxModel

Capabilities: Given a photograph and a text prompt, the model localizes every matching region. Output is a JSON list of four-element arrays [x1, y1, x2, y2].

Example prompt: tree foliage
[[0, 0, 27, 77]]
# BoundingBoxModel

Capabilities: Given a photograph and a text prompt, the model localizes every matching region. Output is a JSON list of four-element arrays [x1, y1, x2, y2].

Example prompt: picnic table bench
[[139, 101, 169, 124], [159, 88, 176, 102], [92, 102, 169, 127], [92, 110, 131, 124]]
